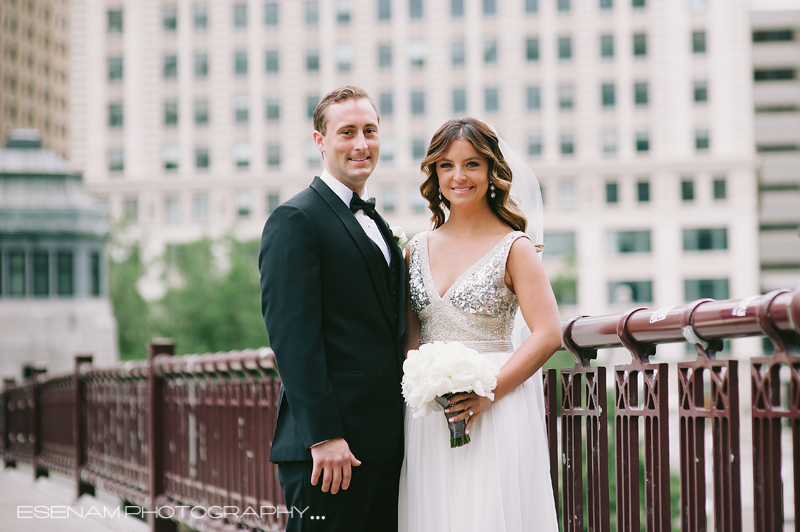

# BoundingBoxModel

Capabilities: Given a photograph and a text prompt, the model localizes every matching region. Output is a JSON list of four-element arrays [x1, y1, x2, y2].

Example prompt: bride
[[398, 118, 562, 531]]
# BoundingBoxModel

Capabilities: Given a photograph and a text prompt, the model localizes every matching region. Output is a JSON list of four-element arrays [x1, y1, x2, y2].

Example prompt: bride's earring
[[438, 189, 443, 201], [490, 183, 496, 199]]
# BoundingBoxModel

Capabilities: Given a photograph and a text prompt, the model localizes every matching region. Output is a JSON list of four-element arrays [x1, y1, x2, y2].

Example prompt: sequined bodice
[[408, 231, 527, 350]]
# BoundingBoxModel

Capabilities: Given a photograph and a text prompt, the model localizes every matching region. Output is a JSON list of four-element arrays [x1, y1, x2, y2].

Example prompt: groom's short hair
[[313, 86, 379, 136]]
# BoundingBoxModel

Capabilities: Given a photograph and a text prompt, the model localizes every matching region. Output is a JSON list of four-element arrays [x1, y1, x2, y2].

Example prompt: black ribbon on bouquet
[[434, 394, 471, 448]]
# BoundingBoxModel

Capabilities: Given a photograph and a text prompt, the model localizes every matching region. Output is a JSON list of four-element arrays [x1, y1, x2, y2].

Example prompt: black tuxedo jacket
[[259, 177, 406, 463]]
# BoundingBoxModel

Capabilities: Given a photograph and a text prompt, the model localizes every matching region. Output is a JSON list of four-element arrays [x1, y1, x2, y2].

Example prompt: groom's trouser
[[277, 440, 403, 532]]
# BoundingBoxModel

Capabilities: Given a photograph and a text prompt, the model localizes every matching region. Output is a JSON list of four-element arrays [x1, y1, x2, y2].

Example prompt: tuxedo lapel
[[310, 177, 396, 328]]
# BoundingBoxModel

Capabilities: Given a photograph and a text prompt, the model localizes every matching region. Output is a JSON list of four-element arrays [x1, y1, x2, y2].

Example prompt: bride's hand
[[445, 393, 493, 435]]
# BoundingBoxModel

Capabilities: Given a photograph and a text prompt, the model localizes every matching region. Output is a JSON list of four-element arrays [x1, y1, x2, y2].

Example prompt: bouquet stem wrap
[[434, 394, 471, 448]]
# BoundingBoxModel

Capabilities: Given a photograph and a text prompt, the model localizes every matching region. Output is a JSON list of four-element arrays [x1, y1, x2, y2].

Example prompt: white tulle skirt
[[398, 351, 559, 532]]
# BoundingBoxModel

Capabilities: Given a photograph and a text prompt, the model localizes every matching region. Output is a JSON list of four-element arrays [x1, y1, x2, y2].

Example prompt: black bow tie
[[350, 193, 377, 217]]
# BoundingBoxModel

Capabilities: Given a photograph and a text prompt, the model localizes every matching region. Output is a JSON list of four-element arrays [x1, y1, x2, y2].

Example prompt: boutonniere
[[391, 226, 407, 248]]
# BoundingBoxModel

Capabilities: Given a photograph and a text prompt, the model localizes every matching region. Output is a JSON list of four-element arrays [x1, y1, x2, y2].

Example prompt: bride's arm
[[401, 245, 420, 356], [493, 237, 562, 401]]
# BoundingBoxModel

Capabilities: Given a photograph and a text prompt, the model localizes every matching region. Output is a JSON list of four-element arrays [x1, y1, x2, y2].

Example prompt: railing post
[[2, 376, 16, 468], [147, 339, 176, 532], [30, 365, 47, 480], [74, 355, 95, 499]]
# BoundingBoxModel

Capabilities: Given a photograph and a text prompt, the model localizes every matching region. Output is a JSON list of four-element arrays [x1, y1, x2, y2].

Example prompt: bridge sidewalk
[[0, 465, 148, 532]]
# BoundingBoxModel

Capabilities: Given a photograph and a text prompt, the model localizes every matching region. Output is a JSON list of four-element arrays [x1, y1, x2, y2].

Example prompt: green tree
[[108, 244, 154, 360]]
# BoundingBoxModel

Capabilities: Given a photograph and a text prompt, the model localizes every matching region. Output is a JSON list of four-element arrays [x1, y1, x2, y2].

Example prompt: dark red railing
[[2, 286, 799, 532]]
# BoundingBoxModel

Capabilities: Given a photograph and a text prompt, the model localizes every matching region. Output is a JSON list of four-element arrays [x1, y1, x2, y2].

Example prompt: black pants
[[277, 441, 403, 532]]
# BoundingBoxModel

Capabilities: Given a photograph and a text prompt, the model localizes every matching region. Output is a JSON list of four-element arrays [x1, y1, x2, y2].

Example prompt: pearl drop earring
[[490, 183, 496, 199]]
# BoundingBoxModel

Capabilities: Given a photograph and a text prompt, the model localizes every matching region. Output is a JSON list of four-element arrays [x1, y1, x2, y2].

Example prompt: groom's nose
[[353, 131, 368, 150]]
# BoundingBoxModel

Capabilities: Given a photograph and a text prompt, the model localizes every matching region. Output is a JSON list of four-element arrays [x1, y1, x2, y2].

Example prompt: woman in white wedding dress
[[398, 118, 562, 532]]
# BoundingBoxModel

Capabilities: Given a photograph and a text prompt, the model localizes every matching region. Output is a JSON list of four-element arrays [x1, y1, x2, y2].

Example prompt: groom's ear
[[313, 131, 326, 158]]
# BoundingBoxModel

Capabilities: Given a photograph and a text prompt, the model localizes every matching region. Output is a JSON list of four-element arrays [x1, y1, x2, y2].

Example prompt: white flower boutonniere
[[391, 226, 407, 248]]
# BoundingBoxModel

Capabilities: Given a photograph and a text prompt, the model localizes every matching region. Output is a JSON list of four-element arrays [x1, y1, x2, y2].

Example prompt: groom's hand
[[310, 437, 361, 494]]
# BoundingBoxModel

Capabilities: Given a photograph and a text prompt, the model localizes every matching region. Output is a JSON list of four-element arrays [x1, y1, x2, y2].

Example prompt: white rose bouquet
[[402, 341, 499, 447]]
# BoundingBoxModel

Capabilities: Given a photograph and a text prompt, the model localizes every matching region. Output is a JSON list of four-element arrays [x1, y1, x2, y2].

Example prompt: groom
[[258, 86, 406, 531]]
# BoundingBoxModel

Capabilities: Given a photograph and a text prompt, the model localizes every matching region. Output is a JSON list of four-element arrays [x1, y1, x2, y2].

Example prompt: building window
[[337, 43, 353, 71], [265, 50, 279, 73], [412, 138, 426, 160], [713, 178, 726, 200], [685, 279, 728, 301], [306, 1, 319, 25], [558, 181, 577, 210], [8, 251, 26, 297], [602, 129, 617, 155], [684, 228, 727, 251], [558, 37, 572, 60], [32, 251, 49, 296], [559, 84, 574, 110], [754, 69, 796, 81], [611, 230, 651, 253], [194, 193, 209, 221], [692, 31, 706, 54], [381, 186, 396, 212], [336, 0, 351, 23], [544, 232, 575, 256], [164, 55, 178, 78], [695, 129, 709, 151], [264, 98, 279, 121], [527, 133, 542, 157], [484, 88, 499, 112], [194, 4, 208, 29], [450, 89, 466, 114], [636, 130, 649, 153], [164, 101, 178, 126], [56, 251, 74, 296], [526, 38, 539, 61], [602, 83, 615, 107], [90, 252, 101, 297], [195, 99, 209, 125], [306, 140, 320, 166], [600, 35, 614, 58], [234, 95, 249, 123], [483, 0, 496, 15], [267, 193, 281, 214], [525, 0, 538, 13], [600, 0, 613, 9], [195, 147, 210, 169], [527, 86, 541, 111], [379, 44, 392, 68], [235, 192, 251, 217], [560, 132, 575, 155], [379, 92, 393, 117], [307, 95, 319, 119], [378, 0, 391, 20], [109, 103, 123, 127], [233, 143, 250, 168], [634, 82, 648, 106], [267, 144, 281, 167], [632, 0, 645, 7], [637, 181, 650, 202], [306, 47, 320, 71], [264, 2, 279, 25], [108, 10, 123, 33], [108, 150, 124, 172], [195, 52, 209, 78], [409, 40, 426, 68], [633, 33, 647, 57], [381, 138, 395, 162], [123, 196, 138, 222], [681, 179, 694, 201], [164, 195, 180, 223], [606, 182, 618, 204], [410, 184, 426, 212], [694, 80, 707, 102], [409, 0, 423, 19], [484, 39, 497, 64], [162, 146, 179, 170], [411, 91, 425, 115], [452, 0, 465, 17], [610, 281, 652, 304], [452, 40, 465, 66], [163, 6, 177, 32], [108, 57, 123, 81], [234, 50, 248, 76], [234, 3, 247, 28], [753, 30, 794, 42], [557, 0, 571, 12]]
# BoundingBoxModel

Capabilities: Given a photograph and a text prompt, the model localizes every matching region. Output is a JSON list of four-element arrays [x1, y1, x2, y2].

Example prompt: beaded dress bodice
[[408, 231, 528, 352]]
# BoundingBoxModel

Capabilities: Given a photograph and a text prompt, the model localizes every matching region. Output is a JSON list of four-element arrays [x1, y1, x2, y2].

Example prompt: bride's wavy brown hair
[[420, 118, 527, 232]]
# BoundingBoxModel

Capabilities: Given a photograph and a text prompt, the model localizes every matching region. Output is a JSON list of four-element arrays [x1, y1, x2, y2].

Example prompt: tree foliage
[[108, 244, 155, 360]]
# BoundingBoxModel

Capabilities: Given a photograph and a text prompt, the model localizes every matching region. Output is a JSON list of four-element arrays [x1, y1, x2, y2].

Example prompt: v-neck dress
[[398, 231, 558, 532]]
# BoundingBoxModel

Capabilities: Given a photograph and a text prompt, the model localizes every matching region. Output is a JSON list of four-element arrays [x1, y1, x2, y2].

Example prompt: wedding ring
[[469, 410, 474, 416]]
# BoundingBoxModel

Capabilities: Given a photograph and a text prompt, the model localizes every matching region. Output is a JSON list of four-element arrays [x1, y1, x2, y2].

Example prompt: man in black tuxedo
[[258, 86, 406, 531]]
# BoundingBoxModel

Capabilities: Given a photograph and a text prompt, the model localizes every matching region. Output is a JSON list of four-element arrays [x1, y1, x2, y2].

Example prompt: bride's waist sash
[[421, 340, 514, 354]]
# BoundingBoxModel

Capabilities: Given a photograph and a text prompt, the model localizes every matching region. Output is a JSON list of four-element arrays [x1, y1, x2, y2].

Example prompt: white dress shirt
[[320, 170, 391, 266]]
